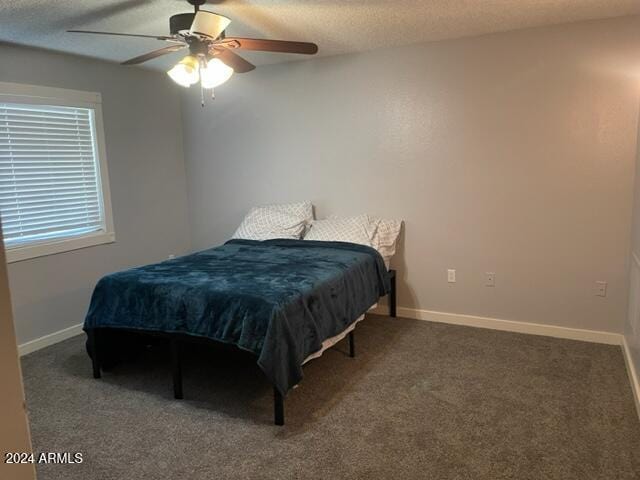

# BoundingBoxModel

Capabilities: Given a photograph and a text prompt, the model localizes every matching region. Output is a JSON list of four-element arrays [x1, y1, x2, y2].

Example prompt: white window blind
[[0, 102, 106, 248]]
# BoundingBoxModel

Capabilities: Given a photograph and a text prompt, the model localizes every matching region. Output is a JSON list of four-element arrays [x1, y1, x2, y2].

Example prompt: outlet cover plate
[[486, 272, 496, 287], [448, 269, 456, 283], [595, 281, 607, 297]]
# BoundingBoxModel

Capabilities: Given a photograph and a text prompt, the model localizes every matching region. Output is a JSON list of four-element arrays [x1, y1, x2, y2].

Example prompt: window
[[0, 82, 114, 262]]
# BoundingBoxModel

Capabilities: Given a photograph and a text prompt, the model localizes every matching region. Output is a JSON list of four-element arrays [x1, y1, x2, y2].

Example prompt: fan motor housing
[[169, 13, 195, 35]]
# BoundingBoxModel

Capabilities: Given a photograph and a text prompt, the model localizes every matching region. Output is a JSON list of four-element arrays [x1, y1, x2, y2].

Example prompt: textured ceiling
[[1, 0, 640, 71]]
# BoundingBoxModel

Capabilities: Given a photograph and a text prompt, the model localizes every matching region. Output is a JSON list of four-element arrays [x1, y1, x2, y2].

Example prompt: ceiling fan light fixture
[[68, 1, 319, 103], [167, 55, 200, 87], [189, 11, 231, 39], [200, 58, 234, 89]]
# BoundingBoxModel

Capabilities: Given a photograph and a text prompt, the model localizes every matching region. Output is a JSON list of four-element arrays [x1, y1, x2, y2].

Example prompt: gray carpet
[[21, 315, 640, 480]]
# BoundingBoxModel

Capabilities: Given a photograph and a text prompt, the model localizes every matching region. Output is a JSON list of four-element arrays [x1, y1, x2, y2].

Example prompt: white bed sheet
[[302, 303, 377, 365]]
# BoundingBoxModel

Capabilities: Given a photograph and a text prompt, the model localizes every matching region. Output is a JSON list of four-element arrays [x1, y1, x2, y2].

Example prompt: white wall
[[0, 44, 191, 345], [180, 16, 640, 334]]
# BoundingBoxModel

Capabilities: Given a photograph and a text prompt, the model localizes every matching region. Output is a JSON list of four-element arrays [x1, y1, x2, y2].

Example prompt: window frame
[[0, 82, 115, 263]]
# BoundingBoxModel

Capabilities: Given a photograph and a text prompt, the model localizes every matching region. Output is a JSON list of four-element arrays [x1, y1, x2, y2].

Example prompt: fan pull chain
[[211, 89, 216, 100], [200, 83, 205, 107]]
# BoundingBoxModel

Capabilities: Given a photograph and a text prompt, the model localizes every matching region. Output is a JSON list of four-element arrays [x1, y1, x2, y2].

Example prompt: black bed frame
[[87, 270, 396, 426]]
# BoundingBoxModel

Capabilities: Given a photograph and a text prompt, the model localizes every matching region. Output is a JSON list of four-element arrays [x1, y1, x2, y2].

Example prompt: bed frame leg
[[389, 269, 397, 318], [274, 388, 284, 426], [171, 338, 183, 400], [348, 331, 355, 358], [88, 329, 101, 379]]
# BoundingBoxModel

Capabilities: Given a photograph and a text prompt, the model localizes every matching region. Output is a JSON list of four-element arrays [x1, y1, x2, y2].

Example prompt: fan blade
[[121, 44, 186, 65], [220, 37, 318, 55], [67, 30, 177, 41], [213, 48, 256, 73], [189, 11, 231, 39]]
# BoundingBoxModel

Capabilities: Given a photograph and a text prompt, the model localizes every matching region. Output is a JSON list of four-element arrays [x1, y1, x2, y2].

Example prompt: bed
[[84, 238, 396, 425]]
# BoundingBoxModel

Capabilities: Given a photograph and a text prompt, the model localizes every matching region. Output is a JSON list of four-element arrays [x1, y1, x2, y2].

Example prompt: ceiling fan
[[68, 0, 318, 105]]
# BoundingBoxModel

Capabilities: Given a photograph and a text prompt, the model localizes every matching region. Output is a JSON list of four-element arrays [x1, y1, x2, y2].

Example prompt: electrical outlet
[[595, 281, 607, 297], [448, 269, 456, 283], [485, 272, 495, 287]]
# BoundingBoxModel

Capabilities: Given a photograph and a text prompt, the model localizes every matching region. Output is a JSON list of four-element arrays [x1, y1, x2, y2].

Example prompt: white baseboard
[[622, 337, 640, 421], [18, 323, 84, 357], [372, 305, 622, 345], [17, 308, 622, 351]]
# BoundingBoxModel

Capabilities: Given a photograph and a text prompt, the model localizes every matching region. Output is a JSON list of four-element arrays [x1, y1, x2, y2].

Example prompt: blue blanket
[[84, 239, 390, 394]]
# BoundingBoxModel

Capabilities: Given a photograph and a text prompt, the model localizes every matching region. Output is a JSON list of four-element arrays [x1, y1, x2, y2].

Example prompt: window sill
[[5, 231, 116, 263]]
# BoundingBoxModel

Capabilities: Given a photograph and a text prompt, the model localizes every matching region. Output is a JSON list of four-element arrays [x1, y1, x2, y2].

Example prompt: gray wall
[[0, 44, 191, 345], [181, 16, 640, 333]]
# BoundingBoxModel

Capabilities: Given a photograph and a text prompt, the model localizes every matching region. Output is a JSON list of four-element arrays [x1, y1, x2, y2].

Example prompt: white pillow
[[369, 217, 402, 269], [258, 201, 314, 224], [232, 206, 306, 240], [304, 214, 374, 246]]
